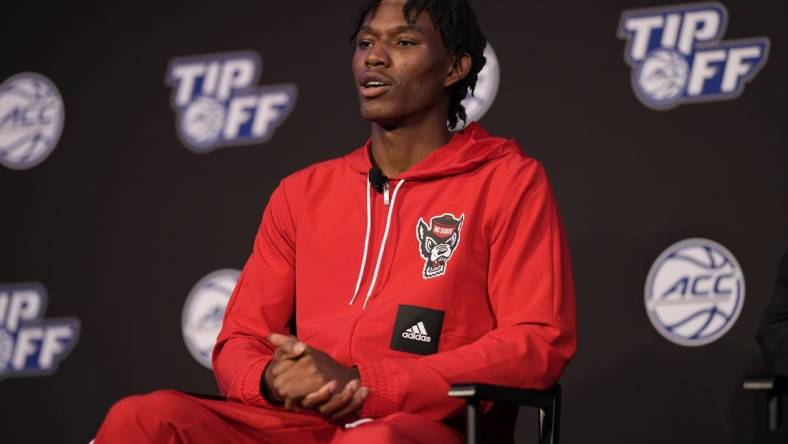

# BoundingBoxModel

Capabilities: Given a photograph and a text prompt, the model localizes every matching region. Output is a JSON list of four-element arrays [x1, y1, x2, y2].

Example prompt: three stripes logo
[[402, 321, 432, 343]]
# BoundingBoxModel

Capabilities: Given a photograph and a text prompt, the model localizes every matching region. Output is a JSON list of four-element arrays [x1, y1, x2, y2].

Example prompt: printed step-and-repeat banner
[[1, 1, 786, 443]]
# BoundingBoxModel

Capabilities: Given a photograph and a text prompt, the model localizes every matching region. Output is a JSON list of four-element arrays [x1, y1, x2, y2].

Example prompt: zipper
[[348, 178, 406, 308]]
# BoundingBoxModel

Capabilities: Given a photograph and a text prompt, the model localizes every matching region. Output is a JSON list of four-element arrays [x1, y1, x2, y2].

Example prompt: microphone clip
[[368, 167, 388, 193]]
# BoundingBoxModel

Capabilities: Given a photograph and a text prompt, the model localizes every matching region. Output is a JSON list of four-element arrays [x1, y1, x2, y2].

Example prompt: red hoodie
[[213, 122, 577, 421]]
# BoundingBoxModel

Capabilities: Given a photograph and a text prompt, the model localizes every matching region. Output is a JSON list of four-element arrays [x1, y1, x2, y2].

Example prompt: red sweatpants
[[95, 390, 463, 444]]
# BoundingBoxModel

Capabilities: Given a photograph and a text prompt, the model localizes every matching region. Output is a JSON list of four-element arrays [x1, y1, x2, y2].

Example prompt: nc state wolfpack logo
[[417, 213, 464, 279]]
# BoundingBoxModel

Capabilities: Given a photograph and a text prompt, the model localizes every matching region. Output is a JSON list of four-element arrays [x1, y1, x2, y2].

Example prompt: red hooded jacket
[[213, 123, 577, 421]]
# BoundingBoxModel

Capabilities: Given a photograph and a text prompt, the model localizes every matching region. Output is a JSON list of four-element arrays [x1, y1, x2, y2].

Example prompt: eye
[[426, 238, 437, 250], [397, 40, 417, 47], [357, 39, 374, 49]]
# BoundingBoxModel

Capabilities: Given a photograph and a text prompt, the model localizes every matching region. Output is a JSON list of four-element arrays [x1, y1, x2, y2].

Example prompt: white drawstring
[[349, 180, 372, 306], [362, 179, 405, 309]]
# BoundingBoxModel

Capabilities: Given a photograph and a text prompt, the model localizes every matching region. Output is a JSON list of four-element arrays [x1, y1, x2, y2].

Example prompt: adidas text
[[401, 331, 431, 342]]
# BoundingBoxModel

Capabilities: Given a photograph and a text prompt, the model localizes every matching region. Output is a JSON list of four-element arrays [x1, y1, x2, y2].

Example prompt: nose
[[365, 43, 390, 68]]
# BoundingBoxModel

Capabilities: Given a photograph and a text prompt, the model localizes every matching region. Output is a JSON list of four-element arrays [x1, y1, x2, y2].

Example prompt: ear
[[417, 219, 429, 242], [444, 53, 472, 88], [447, 232, 458, 248]]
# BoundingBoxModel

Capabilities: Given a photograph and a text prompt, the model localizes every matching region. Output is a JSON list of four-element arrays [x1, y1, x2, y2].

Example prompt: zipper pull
[[383, 182, 390, 206]]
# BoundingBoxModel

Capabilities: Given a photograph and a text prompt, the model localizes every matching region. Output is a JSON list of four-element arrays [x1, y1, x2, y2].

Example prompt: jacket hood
[[343, 122, 520, 181]]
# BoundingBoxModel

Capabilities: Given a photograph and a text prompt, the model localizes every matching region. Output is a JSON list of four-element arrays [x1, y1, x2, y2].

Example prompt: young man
[[96, 0, 576, 442]]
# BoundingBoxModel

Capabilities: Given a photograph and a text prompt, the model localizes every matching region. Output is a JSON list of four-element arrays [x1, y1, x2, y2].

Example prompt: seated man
[[96, 0, 577, 442]]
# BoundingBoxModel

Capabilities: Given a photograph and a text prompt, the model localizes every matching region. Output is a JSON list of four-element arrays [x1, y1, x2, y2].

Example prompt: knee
[[339, 419, 399, 441], [103, 390, 183, 428], [337, 413, 461, 444]]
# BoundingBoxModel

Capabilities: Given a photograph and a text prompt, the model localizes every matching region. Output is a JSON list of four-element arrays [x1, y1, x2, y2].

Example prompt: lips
[[359, 72, 393, 98]]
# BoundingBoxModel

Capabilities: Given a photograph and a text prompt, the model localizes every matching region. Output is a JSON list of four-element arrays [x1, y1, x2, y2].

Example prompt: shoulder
[[282, 157, 349, 184], [272, 146, 366, 215], [484, 139, 549, 193]]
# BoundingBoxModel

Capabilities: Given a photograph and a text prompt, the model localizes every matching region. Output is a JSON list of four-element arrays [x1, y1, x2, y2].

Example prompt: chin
[[359, 104, 401, 129]]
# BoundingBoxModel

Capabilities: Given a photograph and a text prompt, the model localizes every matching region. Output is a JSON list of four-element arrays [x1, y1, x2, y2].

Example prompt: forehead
[[362, 0, 435, 33]]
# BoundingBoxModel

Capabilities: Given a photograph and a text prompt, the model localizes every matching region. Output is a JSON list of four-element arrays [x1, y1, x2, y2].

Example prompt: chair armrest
[[743, 374, 788, 392], [449, 384, 561, 444], [449, 383, 560, 410], [743, 374, 788, 432]]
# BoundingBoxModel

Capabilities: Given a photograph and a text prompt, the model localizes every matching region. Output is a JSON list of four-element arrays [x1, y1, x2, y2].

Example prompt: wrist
[[351, 365, 361, 382], [260, 361, 283, 404]]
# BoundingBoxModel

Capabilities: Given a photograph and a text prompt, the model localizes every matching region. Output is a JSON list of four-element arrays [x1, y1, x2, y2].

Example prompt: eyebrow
[[357, 24, 425, 36]]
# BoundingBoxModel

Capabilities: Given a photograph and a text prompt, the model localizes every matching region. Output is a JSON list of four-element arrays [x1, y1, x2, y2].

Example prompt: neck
[[369, 117, 450, 178]]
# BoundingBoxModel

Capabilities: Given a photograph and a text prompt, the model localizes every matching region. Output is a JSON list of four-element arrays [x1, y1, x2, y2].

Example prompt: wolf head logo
[[417, 213, 465, 279]]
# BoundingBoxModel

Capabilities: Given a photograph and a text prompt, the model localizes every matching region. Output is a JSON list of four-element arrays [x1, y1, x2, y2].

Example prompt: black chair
[[743, 374, 787, 432], [449, 383, 561, 444]]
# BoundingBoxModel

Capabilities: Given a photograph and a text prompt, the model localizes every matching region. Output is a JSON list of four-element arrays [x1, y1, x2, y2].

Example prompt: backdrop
[[1, 1, 786, 443]]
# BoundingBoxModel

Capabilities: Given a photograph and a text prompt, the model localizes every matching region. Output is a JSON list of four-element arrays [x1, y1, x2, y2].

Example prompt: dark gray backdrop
[[1, 1, 786, 443]]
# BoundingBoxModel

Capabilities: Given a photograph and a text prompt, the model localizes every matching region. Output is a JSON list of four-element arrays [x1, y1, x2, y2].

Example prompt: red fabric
[[95, 390, 461, 443], [213, 122, 577, 422]]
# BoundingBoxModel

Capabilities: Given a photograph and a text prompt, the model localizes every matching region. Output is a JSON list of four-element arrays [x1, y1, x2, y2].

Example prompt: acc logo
[[0, 283, 80, 380], [458, 43, 500, 130], [645, 238, 745, 347], [618, 2, 769, 110], [0, 73, 64, 170], [182, 269, 239, 369], [165, 50, 297, 153], [416, 213, 464, 279]]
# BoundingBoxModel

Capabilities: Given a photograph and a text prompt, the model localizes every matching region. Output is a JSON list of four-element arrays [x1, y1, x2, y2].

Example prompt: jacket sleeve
[[355, 162, 577, 420], [212, 181, 296, 408]]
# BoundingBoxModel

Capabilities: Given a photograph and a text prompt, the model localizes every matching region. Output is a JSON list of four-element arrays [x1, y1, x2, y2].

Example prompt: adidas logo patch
[[401, 321, 432, 343]]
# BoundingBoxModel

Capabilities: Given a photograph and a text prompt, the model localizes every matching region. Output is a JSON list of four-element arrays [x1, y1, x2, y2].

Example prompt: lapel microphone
[[368, 167, 388, 193]]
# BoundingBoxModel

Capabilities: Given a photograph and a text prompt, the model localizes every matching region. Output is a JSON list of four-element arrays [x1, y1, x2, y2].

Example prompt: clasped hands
[[263, 333, 369, 421]]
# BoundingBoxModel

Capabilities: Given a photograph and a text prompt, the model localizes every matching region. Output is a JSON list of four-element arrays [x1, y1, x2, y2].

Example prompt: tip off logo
[[165, 50, 297, 153], [0, 283, 80, 380], [645, 238, 744, 347], [182, 269, 239, 369], [0, 73, 64, 170], [618, 2, 769, 110], [457, 43, 500, 130]]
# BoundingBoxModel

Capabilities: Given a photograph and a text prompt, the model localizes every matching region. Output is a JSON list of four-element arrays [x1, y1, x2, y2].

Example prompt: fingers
[[270, 334, 307, 360], [331, 386, 368, 422], [268, 356, 297, 382], [273, 354, 322, 392], [300, 380, 338, 409], [283, 394, 300, 412], [318, 379, 360, 417]]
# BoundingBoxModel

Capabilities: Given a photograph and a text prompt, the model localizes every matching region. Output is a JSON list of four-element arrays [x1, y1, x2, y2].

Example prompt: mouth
[[359, 74, 393, 99], [430, 257, 446, 269]]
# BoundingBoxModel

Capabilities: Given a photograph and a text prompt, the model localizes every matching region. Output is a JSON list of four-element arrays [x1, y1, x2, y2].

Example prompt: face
[[352, 0, 463, 127]]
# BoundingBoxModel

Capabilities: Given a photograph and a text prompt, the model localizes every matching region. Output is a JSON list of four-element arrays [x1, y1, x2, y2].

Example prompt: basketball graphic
[[178, 95, 226, 151], [458, 43, 500, 129], [0, 73, 64, 170], [645, 238, 745, 347], [635, 49, 689, 109], [182, 269, 240, 369], [0, 329, 13, 376]]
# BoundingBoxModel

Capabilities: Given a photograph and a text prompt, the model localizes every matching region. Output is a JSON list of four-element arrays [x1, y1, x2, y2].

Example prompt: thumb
[[268, 332, 296, 346], [281, 340, 307, 358], [269, 333, 307, 358]]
